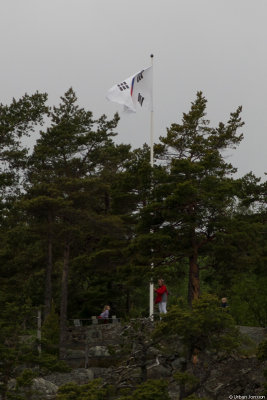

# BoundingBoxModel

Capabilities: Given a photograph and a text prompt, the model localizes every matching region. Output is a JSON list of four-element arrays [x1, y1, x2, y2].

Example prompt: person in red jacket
[[155, 278, 168, 315]]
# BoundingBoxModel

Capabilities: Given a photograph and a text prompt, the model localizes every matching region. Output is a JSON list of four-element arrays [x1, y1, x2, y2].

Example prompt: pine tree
[[0, 92, 48, 198], [24, 88, 127, 356], [138, 92, 247, 304]]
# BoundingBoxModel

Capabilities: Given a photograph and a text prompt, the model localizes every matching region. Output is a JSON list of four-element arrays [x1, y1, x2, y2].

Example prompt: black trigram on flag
[[138, 93, 144, 106], [136, 70, 144, 82], [117, 81, 129, 91]]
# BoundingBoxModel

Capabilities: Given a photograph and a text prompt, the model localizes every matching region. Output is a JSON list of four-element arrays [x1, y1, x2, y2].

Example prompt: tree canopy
[[0, 89, 266, 398]]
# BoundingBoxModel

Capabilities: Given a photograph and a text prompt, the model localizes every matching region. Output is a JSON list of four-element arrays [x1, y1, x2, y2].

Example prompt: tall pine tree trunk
[[44, 216, 53, 318], [59, 242, 70, 359], [188, 246, 200, 305]]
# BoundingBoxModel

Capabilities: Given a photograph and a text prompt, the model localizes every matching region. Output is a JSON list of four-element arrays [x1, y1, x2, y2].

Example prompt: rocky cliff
[[4, 324, 267, 399]]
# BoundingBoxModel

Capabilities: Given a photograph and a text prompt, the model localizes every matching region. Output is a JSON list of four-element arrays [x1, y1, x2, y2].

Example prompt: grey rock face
[[7, 377, 58, 400], [65, 349, 85, 359], [239, 326, 267, 345], [196, 357, 267, 399], [44, 368, 94, 387], [171, 357, 186, 370], [147, 364, 172, 379]]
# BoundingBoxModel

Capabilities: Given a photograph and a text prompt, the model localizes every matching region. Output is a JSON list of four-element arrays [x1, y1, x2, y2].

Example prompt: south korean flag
[[106, 66, 152, 113]]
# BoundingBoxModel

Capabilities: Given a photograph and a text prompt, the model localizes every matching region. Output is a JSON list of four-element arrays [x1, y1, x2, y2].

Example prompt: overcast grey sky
[[1, 0, 266, 178]]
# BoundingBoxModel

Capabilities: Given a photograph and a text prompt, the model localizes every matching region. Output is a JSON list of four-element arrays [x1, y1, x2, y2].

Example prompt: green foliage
[[264, 369, 267, 396], [257, 339, 267, 361], [35, 353, 71, 374], [0, 293, 39, 398], [41, 303, 60, 354], [56, 379, 113, 400], [174, 371, 199, 387], [117, 379, 170, 400], [7, 369, 38, 400], [56, 379, 170, 400], [0, 91, 48, 199], [173, 372, 200, 399], [230, 274, 267, 327], [15, 369, 36, 388], [154, 294, 240, 356]]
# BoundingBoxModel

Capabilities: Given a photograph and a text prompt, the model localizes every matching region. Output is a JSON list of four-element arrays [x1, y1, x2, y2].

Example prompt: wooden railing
[[70, 315, 120, 326]]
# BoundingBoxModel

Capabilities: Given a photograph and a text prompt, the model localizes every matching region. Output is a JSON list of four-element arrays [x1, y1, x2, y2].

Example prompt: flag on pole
[[106, 66, 152, 113]]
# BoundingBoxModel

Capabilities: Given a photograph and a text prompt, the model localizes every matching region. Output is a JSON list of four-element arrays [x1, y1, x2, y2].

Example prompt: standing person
[[220, 297, 229, 311], [155, 279, 168, 315]]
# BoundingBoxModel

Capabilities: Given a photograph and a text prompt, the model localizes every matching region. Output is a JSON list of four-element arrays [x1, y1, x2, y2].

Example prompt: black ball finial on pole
[[150, 54, 154, 58]]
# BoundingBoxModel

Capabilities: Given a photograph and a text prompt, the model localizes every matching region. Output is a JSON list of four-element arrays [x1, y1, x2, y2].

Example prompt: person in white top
[[99, 305, 110, 319]]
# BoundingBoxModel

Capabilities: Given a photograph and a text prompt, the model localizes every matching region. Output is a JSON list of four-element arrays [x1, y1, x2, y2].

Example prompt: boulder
[[88, 345, 110, 357], [32, 378, 58, 399]]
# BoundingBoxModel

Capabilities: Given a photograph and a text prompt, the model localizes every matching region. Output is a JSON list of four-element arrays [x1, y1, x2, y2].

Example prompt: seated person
[[98, 305, 110, 322]]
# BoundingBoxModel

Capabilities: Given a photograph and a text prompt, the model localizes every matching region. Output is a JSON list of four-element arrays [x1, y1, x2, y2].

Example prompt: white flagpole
[[149, 54, 154, 318], [150, 54, 154, 167]]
